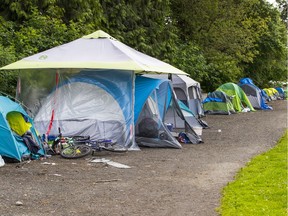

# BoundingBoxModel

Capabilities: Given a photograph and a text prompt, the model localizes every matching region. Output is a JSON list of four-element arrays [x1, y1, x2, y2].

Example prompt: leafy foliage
[[171, 0, 287, 90], [170, 42, 210, 84], [243, 1, 287, 87], [276, 0, 288, 26], [0, 0, 286, 94]]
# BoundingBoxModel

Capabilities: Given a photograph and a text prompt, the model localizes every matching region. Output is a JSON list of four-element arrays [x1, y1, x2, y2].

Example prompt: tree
[[99, 0, 180, 62], [0, 0, 286, 94], [243, 0, 287, 87], [276, 0, 287, 26], [170, 0, 287, 90]]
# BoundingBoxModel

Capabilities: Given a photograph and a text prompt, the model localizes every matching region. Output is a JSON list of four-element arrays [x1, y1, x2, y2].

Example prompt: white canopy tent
[[1, 30, 188, 150], [1, 30, 187, 75]]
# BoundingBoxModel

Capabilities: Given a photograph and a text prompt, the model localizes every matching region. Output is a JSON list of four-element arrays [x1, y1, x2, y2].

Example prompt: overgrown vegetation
[[0, 0, 286, 95], [218, 130, 288, 216]]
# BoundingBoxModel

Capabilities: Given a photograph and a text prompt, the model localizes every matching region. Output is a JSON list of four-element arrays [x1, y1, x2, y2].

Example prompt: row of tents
[[0, 30, 208, 162], [0, 73, 207, 161], [0, 29, 285, 162], [202, 77, 286, 115]]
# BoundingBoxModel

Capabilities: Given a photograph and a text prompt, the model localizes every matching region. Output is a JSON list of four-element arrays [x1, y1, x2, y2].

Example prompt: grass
[[218, 130, 288, 216]]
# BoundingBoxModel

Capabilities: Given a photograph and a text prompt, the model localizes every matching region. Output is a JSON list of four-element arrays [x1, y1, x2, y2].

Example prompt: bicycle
[[49, 128, 90, 156], [59, 137, 128, 159]]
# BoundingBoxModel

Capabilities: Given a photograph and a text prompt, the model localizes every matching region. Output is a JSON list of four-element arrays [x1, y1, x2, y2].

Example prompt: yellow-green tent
[[217, 83, 255, 112]]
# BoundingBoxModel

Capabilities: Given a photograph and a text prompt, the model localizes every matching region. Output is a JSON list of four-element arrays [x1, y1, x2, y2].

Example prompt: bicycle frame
[[51, 128, 90, 154]]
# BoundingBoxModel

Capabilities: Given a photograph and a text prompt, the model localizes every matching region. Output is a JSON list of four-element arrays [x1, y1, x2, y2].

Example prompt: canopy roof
[[172, 75, 200, 88], [1, 30, 187, 75]]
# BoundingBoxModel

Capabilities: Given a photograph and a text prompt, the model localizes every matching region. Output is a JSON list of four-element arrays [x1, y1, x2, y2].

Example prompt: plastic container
[[166, 123, 174, 132]]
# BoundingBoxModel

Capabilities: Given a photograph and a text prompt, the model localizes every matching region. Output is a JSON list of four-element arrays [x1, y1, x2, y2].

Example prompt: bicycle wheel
[[101, 143, 128, 153], [60, 145, 92, 159]]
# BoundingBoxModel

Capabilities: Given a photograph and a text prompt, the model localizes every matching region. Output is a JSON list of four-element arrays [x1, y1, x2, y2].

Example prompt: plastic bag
[[0, 155, 5, 167]]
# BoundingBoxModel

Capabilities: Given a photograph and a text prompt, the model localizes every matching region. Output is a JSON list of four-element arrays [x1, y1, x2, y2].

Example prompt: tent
[[35, 73, 202, 150], [170, 75, 205, 118], [217, 83, 255, 112], [143, 74, 205, 118], [238, 78, 272, 110], [263, 88, 279, 101], [203, 91, 236, 115], [165, 100, 206, 136], [33, 70, 135, 149], [135, 76, 202, 147], [1, 30, 188, 150], [275, 87, 285, 99], [0, 96, 45, 162], [1, 30, 186, 75], [143, 74, 208, 133]]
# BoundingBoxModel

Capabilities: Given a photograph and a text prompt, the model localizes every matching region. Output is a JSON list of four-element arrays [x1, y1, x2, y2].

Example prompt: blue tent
[[134, 76, 180, 148], [34, 70, 135, 149], [0, 96, 45, 161], [135, 76, 202, 148], [239, 78, 270, 101], [33, 71, 202, 150], [134, 76, 172, 123], [275, 87, 285, 99], [238, 78, 272, 110]]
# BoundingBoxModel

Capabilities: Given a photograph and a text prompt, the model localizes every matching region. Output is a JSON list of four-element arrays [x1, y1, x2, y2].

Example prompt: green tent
[[203, 91, 236, 115], [217, 83, 255, 112]]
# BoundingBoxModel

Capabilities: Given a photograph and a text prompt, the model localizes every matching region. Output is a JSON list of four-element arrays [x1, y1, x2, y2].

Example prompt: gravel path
[[0, 100, 286, 216]]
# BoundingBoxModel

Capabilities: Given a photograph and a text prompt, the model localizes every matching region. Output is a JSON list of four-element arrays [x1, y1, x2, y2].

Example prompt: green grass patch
[[218, 130, 288, 216]]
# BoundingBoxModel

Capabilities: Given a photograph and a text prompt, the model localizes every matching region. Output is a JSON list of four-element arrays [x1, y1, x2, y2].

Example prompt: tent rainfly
[[203, 91, 236, 115], [0, 96, 45, 161], [238, 78, 272, 110], [143, 74, 205, 118], [217, 83, 255, 112], [135, 76, 202, 148]]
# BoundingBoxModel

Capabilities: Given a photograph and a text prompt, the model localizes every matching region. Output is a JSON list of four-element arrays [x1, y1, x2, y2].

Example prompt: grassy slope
[[218, 130, 287, 216]]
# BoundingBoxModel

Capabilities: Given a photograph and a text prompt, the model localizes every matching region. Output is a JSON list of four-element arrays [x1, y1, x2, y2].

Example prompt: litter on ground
[[41, 162, 56, 166], [90, 158, 131, 169]]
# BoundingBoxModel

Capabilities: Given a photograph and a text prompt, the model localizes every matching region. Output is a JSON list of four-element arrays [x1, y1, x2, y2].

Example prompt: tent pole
[[46, 69, 60, 136]]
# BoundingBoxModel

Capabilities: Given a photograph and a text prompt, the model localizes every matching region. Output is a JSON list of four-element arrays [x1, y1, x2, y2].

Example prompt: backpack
[[177, 132, 191, 143]]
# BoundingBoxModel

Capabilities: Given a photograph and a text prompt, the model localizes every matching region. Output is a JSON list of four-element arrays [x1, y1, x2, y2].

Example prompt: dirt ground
[[0, 99, 287, 216]]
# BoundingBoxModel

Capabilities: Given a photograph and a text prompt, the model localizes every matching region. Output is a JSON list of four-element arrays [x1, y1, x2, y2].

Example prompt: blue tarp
[[239, 77, 254, 85], [203, 97, 224, 103]]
